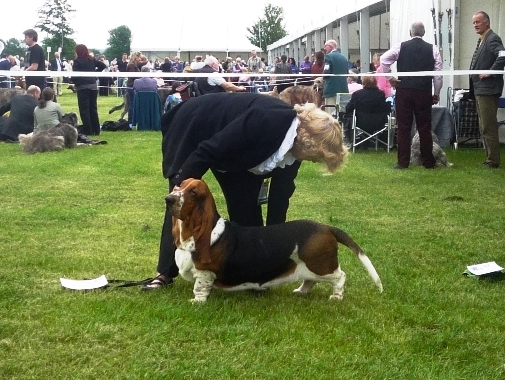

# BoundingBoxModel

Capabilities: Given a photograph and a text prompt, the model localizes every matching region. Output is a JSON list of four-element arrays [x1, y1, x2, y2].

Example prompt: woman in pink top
[[373, 53, 392, 97]]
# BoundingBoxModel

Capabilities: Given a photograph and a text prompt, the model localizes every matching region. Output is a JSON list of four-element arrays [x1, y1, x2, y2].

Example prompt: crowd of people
[[1, 13, 503, 169]]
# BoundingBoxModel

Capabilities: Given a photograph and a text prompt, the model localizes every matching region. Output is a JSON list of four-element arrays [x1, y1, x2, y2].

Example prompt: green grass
[[1, 92, 505, 379]]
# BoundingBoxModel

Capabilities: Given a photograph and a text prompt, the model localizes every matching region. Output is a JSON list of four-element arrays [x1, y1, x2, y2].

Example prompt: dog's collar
[[178, 217, 225, 253], [210, 218, 226, 246]]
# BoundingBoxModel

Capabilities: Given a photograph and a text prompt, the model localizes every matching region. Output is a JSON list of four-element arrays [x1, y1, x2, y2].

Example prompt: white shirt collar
[[249, 117, 299, 174]]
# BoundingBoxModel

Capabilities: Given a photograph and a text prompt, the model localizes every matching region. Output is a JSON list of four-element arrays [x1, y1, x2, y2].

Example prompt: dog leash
[[82, 267, 172, 290]]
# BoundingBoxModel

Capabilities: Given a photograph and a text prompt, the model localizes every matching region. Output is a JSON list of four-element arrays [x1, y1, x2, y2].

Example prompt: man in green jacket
[[322, 39, 349, 115]]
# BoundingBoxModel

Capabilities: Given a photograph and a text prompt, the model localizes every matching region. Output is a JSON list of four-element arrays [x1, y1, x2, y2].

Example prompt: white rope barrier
[[1, 69, 504, 78]]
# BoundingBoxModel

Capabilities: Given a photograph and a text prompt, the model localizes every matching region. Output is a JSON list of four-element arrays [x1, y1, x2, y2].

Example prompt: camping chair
[[351, 108, 394, 152], [335, 93, 352, 124], [132, 91, 162, 131], [321, 93, 351, 120]]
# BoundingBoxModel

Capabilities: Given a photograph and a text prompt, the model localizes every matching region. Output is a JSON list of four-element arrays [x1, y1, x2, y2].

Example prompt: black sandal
[[141, 276, 174, 291]]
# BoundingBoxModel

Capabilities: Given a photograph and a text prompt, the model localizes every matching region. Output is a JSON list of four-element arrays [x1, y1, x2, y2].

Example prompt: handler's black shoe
[[393, 163, 407, 170], [483, 162, 499, 169], [141, 277, 174, 291]]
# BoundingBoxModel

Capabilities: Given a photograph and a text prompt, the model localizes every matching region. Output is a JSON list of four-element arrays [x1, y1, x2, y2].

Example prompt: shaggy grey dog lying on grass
[[410, 132, 452, 167], [19, 123, 78, 154]]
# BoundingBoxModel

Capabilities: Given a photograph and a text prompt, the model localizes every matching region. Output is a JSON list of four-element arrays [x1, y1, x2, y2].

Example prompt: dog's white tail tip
[[358, 252, 383, 293]]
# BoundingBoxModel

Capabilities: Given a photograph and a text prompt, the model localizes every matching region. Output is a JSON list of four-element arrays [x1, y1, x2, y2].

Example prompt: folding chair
[[351, 108, 394, 152], [321, 93, 351, 120], [336, 93, 352, 123]]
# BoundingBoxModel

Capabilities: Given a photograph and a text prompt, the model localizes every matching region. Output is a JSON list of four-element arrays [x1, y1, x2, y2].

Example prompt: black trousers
[[77, 89, 100, 135], [156, 161, 301, 276]]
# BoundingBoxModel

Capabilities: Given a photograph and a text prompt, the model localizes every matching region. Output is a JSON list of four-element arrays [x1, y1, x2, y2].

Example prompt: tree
[[41, 35, 76, 60], [104, 26, 132, 62], [35, 0, 75, 53], [246, 4, 288, 51], [2, 38, 26, 58]]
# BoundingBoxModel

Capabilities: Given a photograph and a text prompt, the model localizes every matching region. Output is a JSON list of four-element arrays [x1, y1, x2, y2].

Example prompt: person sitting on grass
[[33, 87, 63, 134], [0, 85, 40, 142]]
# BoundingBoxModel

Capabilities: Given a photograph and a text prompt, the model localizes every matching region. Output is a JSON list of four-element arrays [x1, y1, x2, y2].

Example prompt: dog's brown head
[[313, 77, 324, 92], [166, 179, 217, 264]]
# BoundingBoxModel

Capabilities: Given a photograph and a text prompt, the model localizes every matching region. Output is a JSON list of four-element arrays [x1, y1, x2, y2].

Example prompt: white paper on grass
[[60, 275, 108, 290], [466, 261, 504, 276]]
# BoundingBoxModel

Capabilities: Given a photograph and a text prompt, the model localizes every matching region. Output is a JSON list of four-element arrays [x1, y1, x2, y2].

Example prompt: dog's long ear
[[181, 179, 217, 264], [172, 216, 181, 248], [191, 182, 217, 265]]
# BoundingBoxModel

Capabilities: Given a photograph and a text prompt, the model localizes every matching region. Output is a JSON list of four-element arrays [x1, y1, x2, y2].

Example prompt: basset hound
[[167, 178, 383, 303]]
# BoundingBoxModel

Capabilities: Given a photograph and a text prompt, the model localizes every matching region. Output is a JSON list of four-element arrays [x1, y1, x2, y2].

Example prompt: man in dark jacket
[[381, 21, 443, 169], [49, 52, 63, 95], [469, 11, 505, 168], [0, 85, 40, 141], [0, 55, 16, 88], [273, 54, 293, 93]]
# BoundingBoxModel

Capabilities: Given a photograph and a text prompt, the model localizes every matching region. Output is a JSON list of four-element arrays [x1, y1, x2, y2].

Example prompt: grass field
[[1, 92, 505, 379]]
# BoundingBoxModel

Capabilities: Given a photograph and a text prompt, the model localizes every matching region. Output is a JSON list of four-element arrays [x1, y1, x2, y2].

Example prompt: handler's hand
[[432, 94, 440, 105], [389, 78, 401, 88]]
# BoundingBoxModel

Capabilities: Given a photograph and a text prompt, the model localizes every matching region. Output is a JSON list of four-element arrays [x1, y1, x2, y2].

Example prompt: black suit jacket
[[0, 95, 38, 139], [345, 88, 391, 133], [49, 58, 63, 72], [161, 92, 297, 185], [470, 30, 505, 96]]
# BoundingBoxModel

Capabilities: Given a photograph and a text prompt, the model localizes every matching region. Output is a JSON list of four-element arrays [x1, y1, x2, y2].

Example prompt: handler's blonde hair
[[294, 103, 347, 173]]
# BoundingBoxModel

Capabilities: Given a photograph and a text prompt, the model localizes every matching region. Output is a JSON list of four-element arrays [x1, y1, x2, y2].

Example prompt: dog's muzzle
[[165, 194, 181, 217]]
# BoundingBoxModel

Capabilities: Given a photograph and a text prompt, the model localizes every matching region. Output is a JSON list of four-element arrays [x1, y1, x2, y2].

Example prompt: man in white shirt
[[194, 56, 247, 95], [190, 55, 205, 70]]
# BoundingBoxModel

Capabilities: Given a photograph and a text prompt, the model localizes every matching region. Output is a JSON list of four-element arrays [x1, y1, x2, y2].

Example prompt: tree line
[[2, 1, 287, 61]]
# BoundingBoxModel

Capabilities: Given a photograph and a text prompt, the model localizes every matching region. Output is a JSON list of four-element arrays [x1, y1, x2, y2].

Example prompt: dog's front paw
[[293, 289, 307, 296], [329, 293, 344, 301], [190, 297, 207, 303]]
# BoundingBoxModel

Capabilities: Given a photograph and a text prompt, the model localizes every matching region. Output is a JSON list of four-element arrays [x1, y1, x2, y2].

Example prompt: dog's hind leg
[[191, 270, 217, 303], [108, 102, 125, 114], [328, 268, 346, 301], [121, 95, 129, 119], [293, 280, 317, 295]]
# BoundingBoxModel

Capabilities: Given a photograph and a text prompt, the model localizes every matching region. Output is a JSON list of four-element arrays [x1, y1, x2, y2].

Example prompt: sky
[[0, 0, 325, 51]]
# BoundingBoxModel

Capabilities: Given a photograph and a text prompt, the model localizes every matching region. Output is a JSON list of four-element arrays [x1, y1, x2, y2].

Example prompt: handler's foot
[[483, 162, 499, 169], [141, 275, 173, 291], [393, 163, 408, 170]]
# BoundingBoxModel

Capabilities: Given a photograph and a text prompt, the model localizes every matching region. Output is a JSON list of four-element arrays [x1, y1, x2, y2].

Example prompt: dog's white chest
[[175, 248, 197, 282]]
